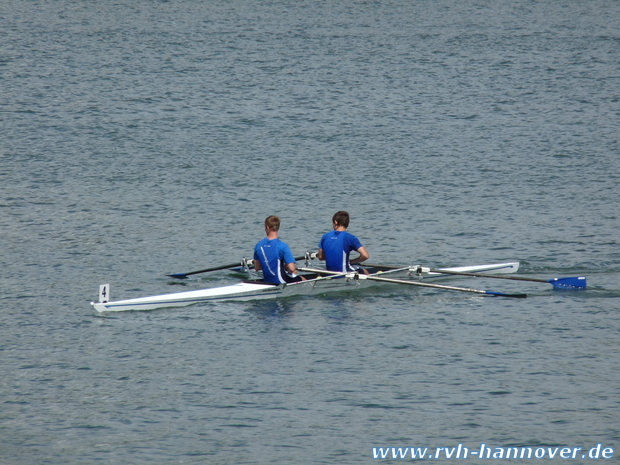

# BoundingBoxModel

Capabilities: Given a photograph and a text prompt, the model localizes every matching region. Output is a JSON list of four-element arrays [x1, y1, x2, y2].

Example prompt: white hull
[[91, 262, 519, 312]]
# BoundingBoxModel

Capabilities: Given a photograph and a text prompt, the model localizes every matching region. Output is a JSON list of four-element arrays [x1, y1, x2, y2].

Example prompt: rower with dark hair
[[317, 211, 370, 275], [253, 215, 306, 284]]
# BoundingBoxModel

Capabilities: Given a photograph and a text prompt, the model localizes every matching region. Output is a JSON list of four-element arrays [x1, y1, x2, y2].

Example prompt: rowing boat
[[91, 261, 520, 312]]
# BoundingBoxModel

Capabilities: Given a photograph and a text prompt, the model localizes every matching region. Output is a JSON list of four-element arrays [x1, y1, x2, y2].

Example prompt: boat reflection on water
[[245, 299, 297, 320]]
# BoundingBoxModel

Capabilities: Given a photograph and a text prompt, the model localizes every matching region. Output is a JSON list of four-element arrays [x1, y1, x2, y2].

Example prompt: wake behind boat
[[91, 261, 522, 312]]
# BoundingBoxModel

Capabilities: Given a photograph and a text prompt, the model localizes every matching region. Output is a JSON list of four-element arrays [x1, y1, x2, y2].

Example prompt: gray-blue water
[[1, 1, 619, 463]]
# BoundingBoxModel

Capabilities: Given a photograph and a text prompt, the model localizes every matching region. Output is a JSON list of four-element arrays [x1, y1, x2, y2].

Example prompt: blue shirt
[[253, 238, 297, 284], [318, 230, 363, 272]]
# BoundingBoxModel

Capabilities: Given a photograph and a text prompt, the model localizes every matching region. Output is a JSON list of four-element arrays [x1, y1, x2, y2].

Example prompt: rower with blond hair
[[253, 216, 306, 284]]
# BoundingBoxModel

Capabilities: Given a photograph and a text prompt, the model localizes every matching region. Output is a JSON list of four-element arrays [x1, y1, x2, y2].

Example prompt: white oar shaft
[[363, 275, 486, 294], [298, 267, 526, 298], [298, 266, 412, 277], [362, 275, 526, 298], [297, 267, 359, 282]]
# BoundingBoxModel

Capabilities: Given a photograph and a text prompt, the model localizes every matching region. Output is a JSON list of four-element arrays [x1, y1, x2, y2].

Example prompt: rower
[[253, 216, 306, 284], [317, 211, 370, 275]]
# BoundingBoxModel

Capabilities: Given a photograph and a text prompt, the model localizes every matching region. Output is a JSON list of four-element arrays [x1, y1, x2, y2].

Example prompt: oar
[[298, 267, 374, 282], [167, 261, 247, 279], [364, 263, 586, 290], [168, 255, 307, 279], [299, 266, 413, 278], [362, 274, 527, 298], [298, 268, 526, 298], [424, 268, 586, 289]]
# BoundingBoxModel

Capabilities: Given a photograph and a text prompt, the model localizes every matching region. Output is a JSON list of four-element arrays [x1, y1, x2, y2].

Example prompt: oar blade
[[166, 273, 189, 279], [548, 276, 587, 289], [485, 291, 528, 298]]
